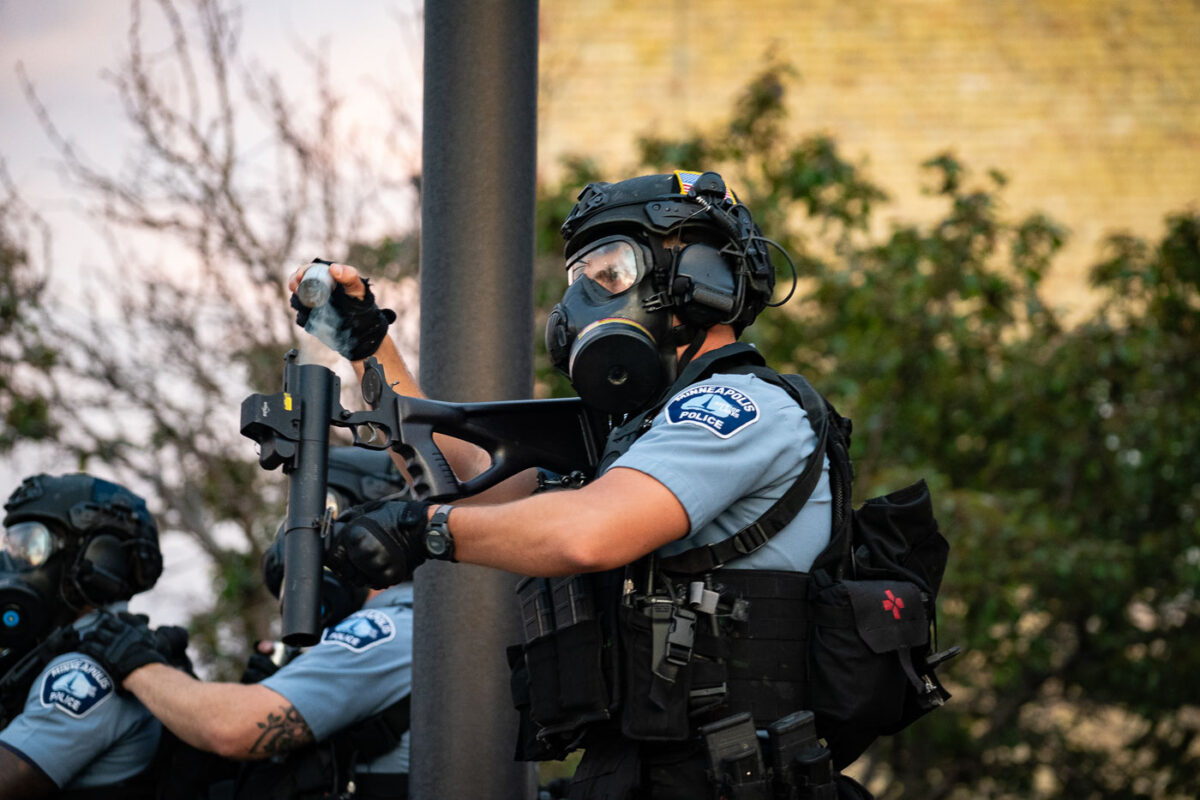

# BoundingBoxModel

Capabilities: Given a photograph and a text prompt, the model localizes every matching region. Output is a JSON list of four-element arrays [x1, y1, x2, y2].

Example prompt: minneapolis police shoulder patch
[[40, 657, 114, 719], [321, 609, 396, 653], [665, 384, 760, 438]]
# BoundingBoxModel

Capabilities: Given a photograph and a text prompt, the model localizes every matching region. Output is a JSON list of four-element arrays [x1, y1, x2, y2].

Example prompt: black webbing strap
[[658, 368, 831, 575], [353, 771, 410, 799], [337, 693, 412, 760], [1, 626, 80, 726]]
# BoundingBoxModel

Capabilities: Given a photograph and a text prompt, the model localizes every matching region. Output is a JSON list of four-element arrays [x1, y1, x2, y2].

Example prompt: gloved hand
[[153, 624, 194, 675], [240, 642, 282, 684], [325, 499, 430, 589], [290, 260, 397, 361], [78, 612, 181, 684]]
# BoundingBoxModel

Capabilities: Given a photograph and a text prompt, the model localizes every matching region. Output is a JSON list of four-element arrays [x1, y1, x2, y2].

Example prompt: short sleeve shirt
[[608, 371, 832, 571], [262, 582, 414, 774], [0, 618, 161, 789]]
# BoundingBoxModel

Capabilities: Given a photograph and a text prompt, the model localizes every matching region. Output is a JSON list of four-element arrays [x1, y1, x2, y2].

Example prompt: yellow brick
[[538, 0, 1200, 314]]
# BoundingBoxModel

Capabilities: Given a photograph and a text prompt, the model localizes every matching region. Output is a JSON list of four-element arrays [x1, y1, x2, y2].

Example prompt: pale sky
[[1, 0, 422, 271]]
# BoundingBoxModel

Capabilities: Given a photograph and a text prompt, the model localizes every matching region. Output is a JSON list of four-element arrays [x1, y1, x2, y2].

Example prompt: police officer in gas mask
[[0, 473, 170, 799], [281, 170, 872, 799], [79, 446, 416, 800]]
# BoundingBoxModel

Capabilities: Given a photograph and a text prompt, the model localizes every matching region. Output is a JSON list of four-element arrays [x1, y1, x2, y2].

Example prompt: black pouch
[[809, 578, 929, 769], [509, 577, 614, 760], [619, 604, 693, 741], [852, 479, 948, 595], [234, 742, 337, 800]]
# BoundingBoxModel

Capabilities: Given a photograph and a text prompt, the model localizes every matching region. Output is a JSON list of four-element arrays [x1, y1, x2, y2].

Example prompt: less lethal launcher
[[240, 350, 604, 645]]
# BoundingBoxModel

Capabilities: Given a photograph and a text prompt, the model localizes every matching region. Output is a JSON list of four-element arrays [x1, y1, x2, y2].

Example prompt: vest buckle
[[732, 524, 770, 555], [665, 607, 697, 667]]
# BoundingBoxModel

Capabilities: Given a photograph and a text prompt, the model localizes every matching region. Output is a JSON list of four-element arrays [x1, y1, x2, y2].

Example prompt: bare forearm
[[123, 664, 312, 760], [450, 467, 689, 576]]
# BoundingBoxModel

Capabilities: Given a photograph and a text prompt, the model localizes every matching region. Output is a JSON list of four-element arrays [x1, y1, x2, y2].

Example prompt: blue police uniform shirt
[[262, 582, 413, 774], [608, 370, 832, 571], [0, 612, 162, 790]]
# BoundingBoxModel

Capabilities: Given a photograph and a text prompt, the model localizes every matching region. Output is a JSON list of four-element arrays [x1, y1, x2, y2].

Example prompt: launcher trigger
[[354, 422, 385, 446]]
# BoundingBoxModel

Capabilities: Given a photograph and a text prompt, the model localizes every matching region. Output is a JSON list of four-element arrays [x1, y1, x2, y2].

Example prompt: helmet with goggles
[[1, 473, 162, 654], [560, 170, 777, 334], [547, 170, 783, 414]]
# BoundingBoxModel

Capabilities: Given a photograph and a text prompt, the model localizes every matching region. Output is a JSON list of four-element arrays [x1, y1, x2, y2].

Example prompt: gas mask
[[2, 473, 162, 662], [0, 520, 71, 656], [545, 235, 679, 414]]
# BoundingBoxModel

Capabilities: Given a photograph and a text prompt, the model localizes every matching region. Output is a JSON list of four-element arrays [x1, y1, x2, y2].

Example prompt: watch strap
[[426, 504, 457, 562]]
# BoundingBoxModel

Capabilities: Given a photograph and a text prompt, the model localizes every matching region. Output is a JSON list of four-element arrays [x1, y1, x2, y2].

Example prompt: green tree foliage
[[533, 64, 1199, 798], [0, 170, 57, 451]]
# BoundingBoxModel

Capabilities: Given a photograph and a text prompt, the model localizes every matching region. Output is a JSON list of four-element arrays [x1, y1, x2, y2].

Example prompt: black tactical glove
[[153, 624, 194, 675], [240, 643, 281, 684], [290, 259, 397, 361], [78, 612, 180, 684], [325, 499, 430, 589]]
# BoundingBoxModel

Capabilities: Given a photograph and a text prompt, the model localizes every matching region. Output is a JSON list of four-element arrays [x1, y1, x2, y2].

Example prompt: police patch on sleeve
[[665, 384, 760, 438], [321, 609, 396, 653], [39, 658, 114, 719]]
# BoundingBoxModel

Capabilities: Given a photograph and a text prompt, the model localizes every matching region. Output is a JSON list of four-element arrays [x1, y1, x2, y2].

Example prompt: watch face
[[426, 530, 449, 557]]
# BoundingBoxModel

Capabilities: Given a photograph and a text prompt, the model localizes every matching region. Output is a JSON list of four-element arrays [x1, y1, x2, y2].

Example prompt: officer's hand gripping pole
[[241, 352, 603, 644]]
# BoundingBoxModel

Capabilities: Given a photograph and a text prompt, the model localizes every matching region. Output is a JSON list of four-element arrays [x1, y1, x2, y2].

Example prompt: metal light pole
[[413, 1, 539, 797]]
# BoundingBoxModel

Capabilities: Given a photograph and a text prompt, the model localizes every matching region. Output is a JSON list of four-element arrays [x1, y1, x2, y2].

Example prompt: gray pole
[[414, 1, 539, 798]]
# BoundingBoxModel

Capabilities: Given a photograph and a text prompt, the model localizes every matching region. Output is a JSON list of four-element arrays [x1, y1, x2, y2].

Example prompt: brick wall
[[538, 0, 1200, 310]]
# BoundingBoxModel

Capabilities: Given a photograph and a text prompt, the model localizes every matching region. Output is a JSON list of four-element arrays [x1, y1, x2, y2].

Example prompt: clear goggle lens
[[567, 239, 642, 296], [1, 521, 58, 570]]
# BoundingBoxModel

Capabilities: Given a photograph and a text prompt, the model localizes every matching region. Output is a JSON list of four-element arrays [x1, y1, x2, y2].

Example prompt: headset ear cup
[[673, 244, 739, 328], [72, 534, 132, 605], [132, 538, 163, 592]]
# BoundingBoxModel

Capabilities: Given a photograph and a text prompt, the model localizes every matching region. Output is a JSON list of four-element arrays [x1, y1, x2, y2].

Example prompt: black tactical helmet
[[324, 446, 411, 518], [2, 473, 162, 615], [560, 170, 776, 334]]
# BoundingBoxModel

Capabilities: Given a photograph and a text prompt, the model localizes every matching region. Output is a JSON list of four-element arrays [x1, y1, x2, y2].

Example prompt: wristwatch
[[424, 504, 457, 562]]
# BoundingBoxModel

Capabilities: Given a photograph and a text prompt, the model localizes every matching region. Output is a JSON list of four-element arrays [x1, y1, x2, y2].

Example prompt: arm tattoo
[[250, 703, 315, 756]]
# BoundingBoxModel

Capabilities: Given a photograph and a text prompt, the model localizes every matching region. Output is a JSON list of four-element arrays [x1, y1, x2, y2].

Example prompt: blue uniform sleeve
[[0, 653, 154, 788], [262, 603, 414, 742], [610, 373, 814, 536]]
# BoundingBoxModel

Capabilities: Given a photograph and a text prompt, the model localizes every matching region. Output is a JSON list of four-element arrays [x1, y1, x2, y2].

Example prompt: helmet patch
[[321, 609, 395, 653], [40, 657, 114, 718], [673, 170, 737, 203], [665, 384, 760, 438]]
